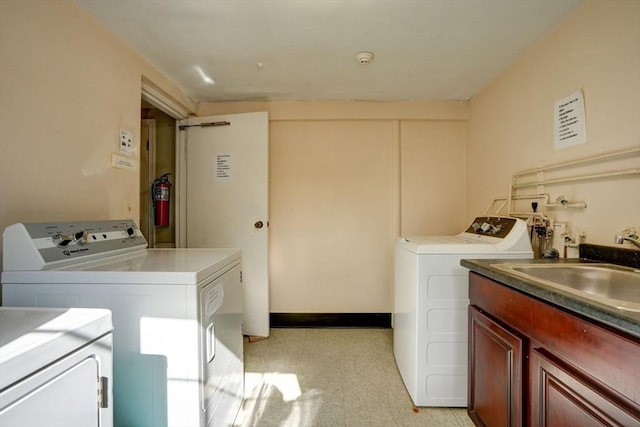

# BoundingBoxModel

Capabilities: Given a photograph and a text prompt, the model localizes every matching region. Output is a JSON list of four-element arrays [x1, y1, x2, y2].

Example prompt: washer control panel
[[464, 216, 517, 239], [3, 220, 147, 270]]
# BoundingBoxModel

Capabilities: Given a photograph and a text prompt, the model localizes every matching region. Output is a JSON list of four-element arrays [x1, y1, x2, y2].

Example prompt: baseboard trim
[[270, 313, 391, 328]]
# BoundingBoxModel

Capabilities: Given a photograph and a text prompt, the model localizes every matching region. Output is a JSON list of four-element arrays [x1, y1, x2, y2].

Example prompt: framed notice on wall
[[554, 90, 587, 150]]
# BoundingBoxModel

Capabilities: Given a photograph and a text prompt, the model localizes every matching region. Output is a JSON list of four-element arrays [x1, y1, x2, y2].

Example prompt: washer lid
[[398, 235, 508, 254], [397, 216, 533, 255], [0, 307, 113, 389], [1, 248, 241, 285]]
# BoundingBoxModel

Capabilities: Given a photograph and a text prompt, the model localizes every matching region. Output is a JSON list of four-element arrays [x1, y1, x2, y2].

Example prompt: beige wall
[[468, 0, 640, 253], [3, 0, 636, 314], [0, 0, 194, 268], [401, 121, 467, 236], [199, 102, 468, 312], [270, 119, 395, 312]]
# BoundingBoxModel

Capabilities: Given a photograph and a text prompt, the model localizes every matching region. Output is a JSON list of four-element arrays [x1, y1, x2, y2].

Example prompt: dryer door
[[200, 263, 243, 427], [0, 356, 101, 427]]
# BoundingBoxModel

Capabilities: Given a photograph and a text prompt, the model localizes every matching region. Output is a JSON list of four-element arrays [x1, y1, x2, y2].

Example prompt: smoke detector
[[354, 51, 375, 65]]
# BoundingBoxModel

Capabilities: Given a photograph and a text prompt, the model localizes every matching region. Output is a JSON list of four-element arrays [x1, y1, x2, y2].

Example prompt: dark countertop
[[460, 257, 640, 339]]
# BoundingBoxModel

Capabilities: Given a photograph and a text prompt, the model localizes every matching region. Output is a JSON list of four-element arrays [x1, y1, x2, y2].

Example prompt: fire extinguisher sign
[[215, 152, 233, 182]]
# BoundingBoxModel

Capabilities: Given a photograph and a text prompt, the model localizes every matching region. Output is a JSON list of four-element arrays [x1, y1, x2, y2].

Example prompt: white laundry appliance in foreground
[[1, 220, 243, 427], [394, 216, 533, 407], [0, 306, 113, 427]]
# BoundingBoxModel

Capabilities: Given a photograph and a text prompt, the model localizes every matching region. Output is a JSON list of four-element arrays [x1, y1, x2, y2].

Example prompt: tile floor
[[235, 328, 475, 427]]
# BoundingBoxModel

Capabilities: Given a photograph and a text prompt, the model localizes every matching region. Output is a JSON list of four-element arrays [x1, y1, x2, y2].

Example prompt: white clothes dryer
[[1, 220, 243, 427], [0, 307, 113, 427], [393, 216, 533, 407]]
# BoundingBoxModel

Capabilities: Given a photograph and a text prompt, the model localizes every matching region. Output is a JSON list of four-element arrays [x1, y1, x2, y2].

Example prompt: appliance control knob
[[52, 233, 72, 248], [125, 227, 136, 237], [74, 230, 88, 245]]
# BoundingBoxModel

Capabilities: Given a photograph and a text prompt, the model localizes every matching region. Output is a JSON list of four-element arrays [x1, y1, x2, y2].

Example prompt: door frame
[[140, 119, 156, 247], [176, 122, 188, 247], [140, 77, 193, 247]]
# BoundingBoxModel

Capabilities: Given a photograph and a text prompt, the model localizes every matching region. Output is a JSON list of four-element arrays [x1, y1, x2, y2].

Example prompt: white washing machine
[[393, 216, 533, 407], [1, 220, 244, 427], [0, 306, 113, 427]]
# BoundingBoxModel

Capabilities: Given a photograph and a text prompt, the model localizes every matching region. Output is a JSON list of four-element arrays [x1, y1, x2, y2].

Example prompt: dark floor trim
[[270, 313, 391, 329]]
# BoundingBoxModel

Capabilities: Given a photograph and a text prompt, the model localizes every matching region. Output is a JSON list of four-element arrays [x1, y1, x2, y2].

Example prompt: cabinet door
[[468, 305, 524, 427], [530, 348, 640, 427]]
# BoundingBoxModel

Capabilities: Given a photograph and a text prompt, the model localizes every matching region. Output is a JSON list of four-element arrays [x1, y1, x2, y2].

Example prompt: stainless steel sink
[[491, 263, 640, 312]]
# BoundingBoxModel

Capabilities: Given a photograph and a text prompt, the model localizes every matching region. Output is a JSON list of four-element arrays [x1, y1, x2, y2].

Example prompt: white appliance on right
[[393, 216, 533, 407]]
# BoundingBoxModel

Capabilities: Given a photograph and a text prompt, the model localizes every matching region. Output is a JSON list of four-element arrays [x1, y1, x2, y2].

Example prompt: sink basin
[[491, 263, 640, 312]]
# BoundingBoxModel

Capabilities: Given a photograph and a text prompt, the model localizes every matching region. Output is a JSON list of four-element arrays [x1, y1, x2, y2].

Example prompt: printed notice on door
[[215, 152, 233, 182], [554, 91, 586, 150]]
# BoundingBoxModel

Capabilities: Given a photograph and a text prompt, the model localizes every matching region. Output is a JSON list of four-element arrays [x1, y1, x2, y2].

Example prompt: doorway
[[140, 101, 176, 248]]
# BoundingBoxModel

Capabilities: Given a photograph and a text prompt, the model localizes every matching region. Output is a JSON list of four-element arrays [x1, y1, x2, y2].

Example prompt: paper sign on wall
[[111, 153, 137, 171], [215, 152, 233, 181], [554, 90, 587, 150]]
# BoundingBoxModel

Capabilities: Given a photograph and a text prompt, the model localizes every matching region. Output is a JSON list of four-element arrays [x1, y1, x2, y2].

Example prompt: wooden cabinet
[[530, 348, 639, 426], [468, 272, 640, 427], [468, 306, 524, 427]]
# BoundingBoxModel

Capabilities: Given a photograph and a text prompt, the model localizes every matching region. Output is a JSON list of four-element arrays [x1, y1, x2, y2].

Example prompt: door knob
[[254, 221, 264, 229]]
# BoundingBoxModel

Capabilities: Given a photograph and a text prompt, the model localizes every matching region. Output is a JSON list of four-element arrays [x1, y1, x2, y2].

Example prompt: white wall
[[468, 0, 640, 254]]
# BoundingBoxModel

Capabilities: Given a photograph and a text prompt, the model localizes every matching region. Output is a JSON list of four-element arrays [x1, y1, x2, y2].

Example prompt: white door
[[180, 112, 269, 337]]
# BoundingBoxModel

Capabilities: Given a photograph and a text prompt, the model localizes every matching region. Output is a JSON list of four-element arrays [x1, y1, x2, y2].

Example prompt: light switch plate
[[120, 129, 133, 153]]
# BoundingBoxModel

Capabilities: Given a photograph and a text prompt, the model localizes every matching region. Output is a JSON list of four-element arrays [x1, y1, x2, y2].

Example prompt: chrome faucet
[[614, 231, 640, 249]]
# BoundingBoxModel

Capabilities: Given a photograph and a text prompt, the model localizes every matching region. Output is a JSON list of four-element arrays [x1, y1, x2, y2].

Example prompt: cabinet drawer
[[530, 348, 640, 426]]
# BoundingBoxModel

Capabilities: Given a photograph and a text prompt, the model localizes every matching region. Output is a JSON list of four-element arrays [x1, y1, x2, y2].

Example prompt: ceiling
[[75, 0, 585, 103]]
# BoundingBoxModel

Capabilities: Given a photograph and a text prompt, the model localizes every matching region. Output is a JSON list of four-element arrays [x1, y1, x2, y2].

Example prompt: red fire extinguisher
[[152, 173, 172, 227]]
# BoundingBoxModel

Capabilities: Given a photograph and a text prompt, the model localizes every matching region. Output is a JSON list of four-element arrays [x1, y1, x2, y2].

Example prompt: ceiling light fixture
[[354, 51, 375, 65], [195, 66, 215, 85]]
